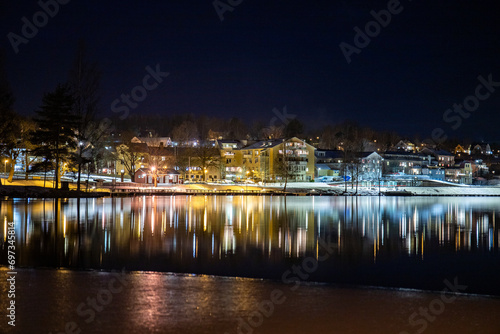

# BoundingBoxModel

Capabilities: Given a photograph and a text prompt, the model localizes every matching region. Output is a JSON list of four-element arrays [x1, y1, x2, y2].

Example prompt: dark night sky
[[2, 0, 500, 141]]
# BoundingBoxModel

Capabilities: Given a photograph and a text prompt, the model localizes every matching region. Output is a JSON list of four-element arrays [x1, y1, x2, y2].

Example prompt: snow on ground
[[398, 186, 500, 196], [3, 176, 500, 196]]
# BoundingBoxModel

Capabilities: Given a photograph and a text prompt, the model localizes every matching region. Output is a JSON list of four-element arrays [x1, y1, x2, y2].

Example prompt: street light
[[4, 159, 8, 176]]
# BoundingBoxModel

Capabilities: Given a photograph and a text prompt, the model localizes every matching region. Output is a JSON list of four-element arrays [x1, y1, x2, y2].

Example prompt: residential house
[[134, 168, 180, 184], [454, 144, 469, 155], [470, 143, 492, 155], [357, 152, 384, 180], [421, 148, 455, 167], [131, 136, 172, 147], [457, 161, 474, 184], [393, 140, 416, 152], [315, 149, 344, 178], [421, 166, 445, 181], [381, 151, 433, 175]]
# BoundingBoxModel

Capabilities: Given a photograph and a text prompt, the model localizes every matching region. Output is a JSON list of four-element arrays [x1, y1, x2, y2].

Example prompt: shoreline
[[2, 180, 500, 198], [0, 185, 108, 198], [2, 265, 498, 298], [2, 186, 500, 198]]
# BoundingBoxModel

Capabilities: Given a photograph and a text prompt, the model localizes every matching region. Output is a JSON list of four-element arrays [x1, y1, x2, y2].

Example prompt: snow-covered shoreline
[[3, 178, 500, 197], [264, 182, 500, 196]]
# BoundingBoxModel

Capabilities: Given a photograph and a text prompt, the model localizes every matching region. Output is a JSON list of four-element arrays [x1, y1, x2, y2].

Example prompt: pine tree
[[31, 85, 80, 189]]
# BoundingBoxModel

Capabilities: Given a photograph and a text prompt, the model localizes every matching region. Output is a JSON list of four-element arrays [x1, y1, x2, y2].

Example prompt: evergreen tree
[[31, 85, 80, 189]]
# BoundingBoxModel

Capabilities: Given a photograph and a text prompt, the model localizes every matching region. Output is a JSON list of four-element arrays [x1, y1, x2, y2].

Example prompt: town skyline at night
[[2, 2, 500, 333]]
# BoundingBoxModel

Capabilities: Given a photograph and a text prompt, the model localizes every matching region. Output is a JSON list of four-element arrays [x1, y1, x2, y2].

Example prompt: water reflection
[[1, 196, 499, 292]]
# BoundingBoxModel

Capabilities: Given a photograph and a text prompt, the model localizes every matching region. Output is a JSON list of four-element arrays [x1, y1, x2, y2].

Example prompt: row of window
[[226, 158, 260, 164], [285, 142, 306, 148], [241, 150, 260, 156], [186, 174, 218, 179], [289, 166, 308, 172]]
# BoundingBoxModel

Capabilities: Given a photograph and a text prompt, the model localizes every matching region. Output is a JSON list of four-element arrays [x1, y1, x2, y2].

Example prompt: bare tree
[[68, 40, 101, 191], [274, 143, 294, 192], [116, 143, 142, 181], [336, 122, 364, 193], [191, 144, 220, 181], [174, 147, 192, 181], [4, 117, 36, 182], [143, 137, 175, 186], [19, 118, 37, 180]]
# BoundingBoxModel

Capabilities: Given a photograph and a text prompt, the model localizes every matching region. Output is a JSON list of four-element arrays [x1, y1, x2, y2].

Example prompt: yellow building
[[217, 140, 244, 180], [240, 137, 315, 182]]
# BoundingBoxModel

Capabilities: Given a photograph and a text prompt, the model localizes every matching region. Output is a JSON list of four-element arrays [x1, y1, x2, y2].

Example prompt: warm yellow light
[[3, 216, 6, 242], [63, 215, 67, 238]]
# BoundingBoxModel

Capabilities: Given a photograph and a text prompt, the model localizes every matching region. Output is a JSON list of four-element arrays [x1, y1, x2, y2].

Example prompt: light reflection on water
[[1, 196, 499, 293]]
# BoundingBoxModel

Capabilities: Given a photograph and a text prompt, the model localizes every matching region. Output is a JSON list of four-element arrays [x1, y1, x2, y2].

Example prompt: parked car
[[317, 176, 334, 182]]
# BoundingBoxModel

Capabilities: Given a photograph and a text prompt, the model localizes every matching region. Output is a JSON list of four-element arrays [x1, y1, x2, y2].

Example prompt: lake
[[1, 195, 499, 294], [1, 196, 500, 334]]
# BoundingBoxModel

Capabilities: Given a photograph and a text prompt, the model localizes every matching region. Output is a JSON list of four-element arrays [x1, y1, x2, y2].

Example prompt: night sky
[[2, 0, 500, 141]]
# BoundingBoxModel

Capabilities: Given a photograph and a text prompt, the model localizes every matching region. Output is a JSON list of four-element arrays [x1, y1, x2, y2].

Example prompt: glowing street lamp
[[4, 159, 8, 176]]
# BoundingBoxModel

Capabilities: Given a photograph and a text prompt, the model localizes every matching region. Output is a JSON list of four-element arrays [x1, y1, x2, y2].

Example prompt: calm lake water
[[1, 196, 500, 333], [1, 196, 499, 294]]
